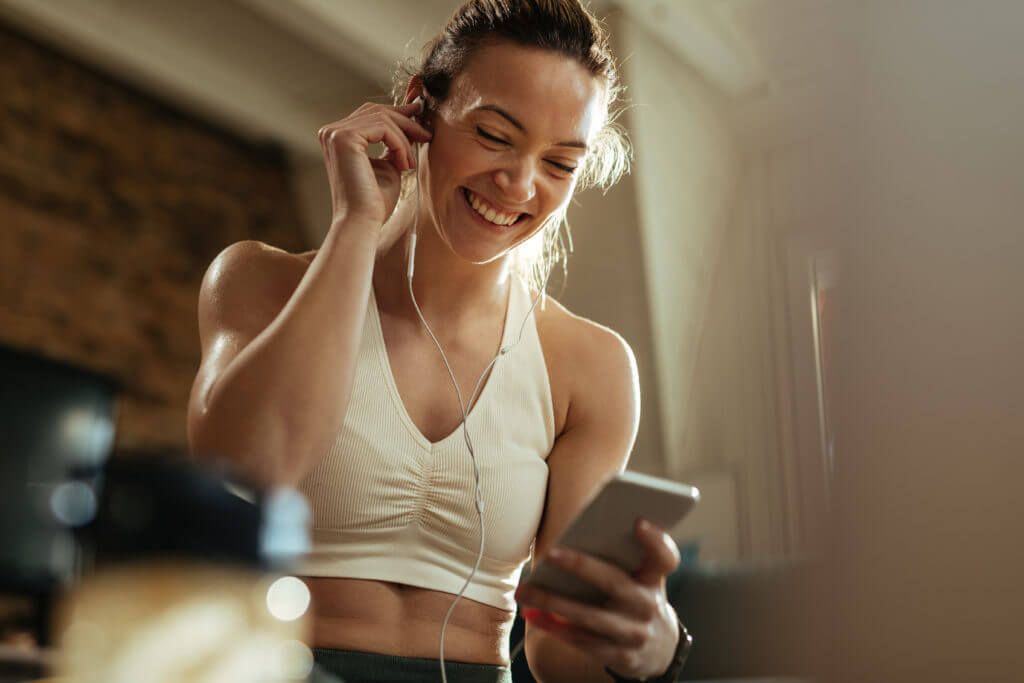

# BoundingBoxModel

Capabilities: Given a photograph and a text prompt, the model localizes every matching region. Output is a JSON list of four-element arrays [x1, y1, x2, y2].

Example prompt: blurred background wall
[[0, 23, 307, 452], [821, 1, 1024, 680], [0, 0, 843, 568]]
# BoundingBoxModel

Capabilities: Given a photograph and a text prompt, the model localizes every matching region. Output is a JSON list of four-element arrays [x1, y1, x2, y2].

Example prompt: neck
[[374, 196, 512, 324]]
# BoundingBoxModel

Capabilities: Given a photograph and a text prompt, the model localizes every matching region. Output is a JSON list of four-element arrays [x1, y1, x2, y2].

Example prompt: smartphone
[[523, 470, 699, 605]]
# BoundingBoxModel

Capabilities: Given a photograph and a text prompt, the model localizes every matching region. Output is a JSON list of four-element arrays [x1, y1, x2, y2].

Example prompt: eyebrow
[[476, 104, 589, 150]]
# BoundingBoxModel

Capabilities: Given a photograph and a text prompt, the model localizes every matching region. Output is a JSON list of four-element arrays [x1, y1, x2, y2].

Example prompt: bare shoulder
[[529, 296, 642, 557], [535, 296, 636, 369], [197, 240, 314, 348], [533, 295, 639, 436], [200, 240, 313, 301]]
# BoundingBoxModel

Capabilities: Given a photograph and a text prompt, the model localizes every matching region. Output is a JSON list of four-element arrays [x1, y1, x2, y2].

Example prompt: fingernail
[[521, 607, 542, 623]]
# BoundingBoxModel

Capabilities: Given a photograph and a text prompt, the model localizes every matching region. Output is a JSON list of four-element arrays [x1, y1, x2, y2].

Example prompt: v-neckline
[[369, 281, 516, 450]]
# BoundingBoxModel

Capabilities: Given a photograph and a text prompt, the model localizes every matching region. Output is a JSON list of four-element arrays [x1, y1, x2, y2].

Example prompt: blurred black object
[[82, 452, 310, 571], [52, 453, 311, 681], [0, 343, 118, 648], [509, 559, 812, 682], [668, 561, 814, 681]]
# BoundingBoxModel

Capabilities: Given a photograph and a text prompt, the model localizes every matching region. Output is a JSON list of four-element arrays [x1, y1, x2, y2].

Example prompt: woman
[[187, 2, 686, 681]]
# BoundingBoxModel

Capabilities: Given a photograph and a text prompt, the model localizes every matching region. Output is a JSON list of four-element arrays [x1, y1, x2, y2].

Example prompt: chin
[[440, 230, 513, 265], [434, 189, 536, 264]]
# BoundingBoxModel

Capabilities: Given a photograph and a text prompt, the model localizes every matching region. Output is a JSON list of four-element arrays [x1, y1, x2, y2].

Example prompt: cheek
[[428, 136, 488, 184]]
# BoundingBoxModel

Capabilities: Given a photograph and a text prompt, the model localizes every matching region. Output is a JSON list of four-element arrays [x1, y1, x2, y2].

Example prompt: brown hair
[[393, 0, 631, 291]]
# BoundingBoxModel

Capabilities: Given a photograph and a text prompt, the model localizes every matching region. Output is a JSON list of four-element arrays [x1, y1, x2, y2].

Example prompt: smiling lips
[[463, 188, 524, 227]]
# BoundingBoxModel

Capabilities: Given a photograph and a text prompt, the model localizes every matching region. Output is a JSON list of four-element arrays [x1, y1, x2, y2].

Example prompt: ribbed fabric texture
[[298, 276, 555, 611]]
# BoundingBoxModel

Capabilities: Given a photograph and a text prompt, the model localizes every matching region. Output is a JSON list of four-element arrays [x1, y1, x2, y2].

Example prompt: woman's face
[[417, 41, 606, 264]]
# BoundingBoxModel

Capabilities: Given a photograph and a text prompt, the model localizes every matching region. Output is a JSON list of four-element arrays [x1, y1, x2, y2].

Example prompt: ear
[[404, 76, 434, 130], [403, 76, 426, 108]]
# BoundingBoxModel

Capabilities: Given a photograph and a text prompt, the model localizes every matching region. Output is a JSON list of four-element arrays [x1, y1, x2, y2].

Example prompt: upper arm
[[524, 321, 640, 681], [186, 240, 297, 445], [532, 322, 641, 561]]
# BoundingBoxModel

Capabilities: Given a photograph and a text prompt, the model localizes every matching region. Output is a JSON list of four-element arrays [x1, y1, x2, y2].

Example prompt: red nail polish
[[522, 607, 542, 623]]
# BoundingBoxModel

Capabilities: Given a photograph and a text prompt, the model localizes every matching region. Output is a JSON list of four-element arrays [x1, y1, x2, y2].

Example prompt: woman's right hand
[[317, 100, 432, 233]]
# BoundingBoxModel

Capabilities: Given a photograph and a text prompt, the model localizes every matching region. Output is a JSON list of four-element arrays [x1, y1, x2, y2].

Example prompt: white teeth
[[466, 189, 520, 227]]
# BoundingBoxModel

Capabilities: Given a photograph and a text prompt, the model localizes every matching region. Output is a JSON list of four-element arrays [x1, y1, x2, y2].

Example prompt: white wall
[[820, 3, 1024, 678], [618, 16, 752, 561], [619, 15, 810, 561], [678, 157, 802, 559], [620, 15, 741, 467]]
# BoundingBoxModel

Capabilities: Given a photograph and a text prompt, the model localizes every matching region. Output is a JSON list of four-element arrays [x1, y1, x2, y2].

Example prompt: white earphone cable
[[407, 135, 550, 681]]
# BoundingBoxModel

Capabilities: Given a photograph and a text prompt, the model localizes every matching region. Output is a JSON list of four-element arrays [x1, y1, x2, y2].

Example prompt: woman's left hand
[[514, 518, 683, 679]]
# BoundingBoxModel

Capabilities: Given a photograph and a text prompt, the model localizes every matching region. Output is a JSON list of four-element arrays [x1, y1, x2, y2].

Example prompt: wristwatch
[[604, 619, 692, 683]]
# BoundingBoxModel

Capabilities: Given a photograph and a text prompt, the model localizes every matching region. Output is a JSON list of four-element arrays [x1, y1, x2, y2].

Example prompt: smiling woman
[[403, 40, 606, 268], [392, 4, 631, 292], [185, 2, 684, 682]]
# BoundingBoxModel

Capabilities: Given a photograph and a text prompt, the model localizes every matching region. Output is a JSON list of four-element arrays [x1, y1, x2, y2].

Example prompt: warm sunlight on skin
[[416, 41, 608, 265]]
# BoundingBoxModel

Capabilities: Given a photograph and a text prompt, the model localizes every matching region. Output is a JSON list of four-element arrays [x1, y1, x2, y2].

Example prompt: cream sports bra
[[298, 276, 555, 611]]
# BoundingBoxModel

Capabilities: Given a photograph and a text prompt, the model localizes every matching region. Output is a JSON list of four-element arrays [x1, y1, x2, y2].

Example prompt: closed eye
[[477, 127, 509, 145], [478, 127, 576, 175]]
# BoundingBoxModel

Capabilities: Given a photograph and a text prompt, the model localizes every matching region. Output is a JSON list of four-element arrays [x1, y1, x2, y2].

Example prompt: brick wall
[[0, 24, 307, 454]]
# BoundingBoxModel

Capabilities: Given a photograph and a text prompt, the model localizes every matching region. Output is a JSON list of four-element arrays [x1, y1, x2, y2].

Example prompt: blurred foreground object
[[667, 561, 813, 681], [0, 345, 117, 605], [0, 345, 118, 680], [816, 1, 1024, 681], [52, 455, 315, 683]]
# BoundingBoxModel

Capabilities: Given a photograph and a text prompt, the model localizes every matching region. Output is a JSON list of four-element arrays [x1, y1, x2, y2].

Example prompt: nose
[[492, 159, 537, 205]]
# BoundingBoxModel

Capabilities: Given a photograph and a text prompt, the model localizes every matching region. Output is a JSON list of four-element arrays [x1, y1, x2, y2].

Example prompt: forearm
[[189, 220, 379, 485], [526, 628, 615, 683]]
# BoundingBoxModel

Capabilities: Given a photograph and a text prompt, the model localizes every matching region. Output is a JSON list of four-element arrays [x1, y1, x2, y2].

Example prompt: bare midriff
[[303, 576, 515, 665]]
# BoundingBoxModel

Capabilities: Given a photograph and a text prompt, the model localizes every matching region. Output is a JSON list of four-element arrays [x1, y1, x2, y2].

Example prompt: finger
[[377, 106, 433, 143], [632, 519, 681, 586], [359, 112, 430, 170], [516, 584, 647, 646], [376, 148, 407, 176], [320, 113, 412, 167], [542, 547, 642, 605], [318, 105, 430, 167], [394, 99, 425, 115], [343, 114, 414, 172], [323, 101, 422, 131]]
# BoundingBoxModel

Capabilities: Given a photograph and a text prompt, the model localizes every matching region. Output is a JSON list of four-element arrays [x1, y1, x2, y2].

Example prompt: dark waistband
[[310, 648, 512, 683]]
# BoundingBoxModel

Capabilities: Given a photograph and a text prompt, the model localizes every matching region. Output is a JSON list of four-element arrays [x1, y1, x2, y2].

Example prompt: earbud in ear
[[411, 95, 435, 133], [411, 95, 426, 122]]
